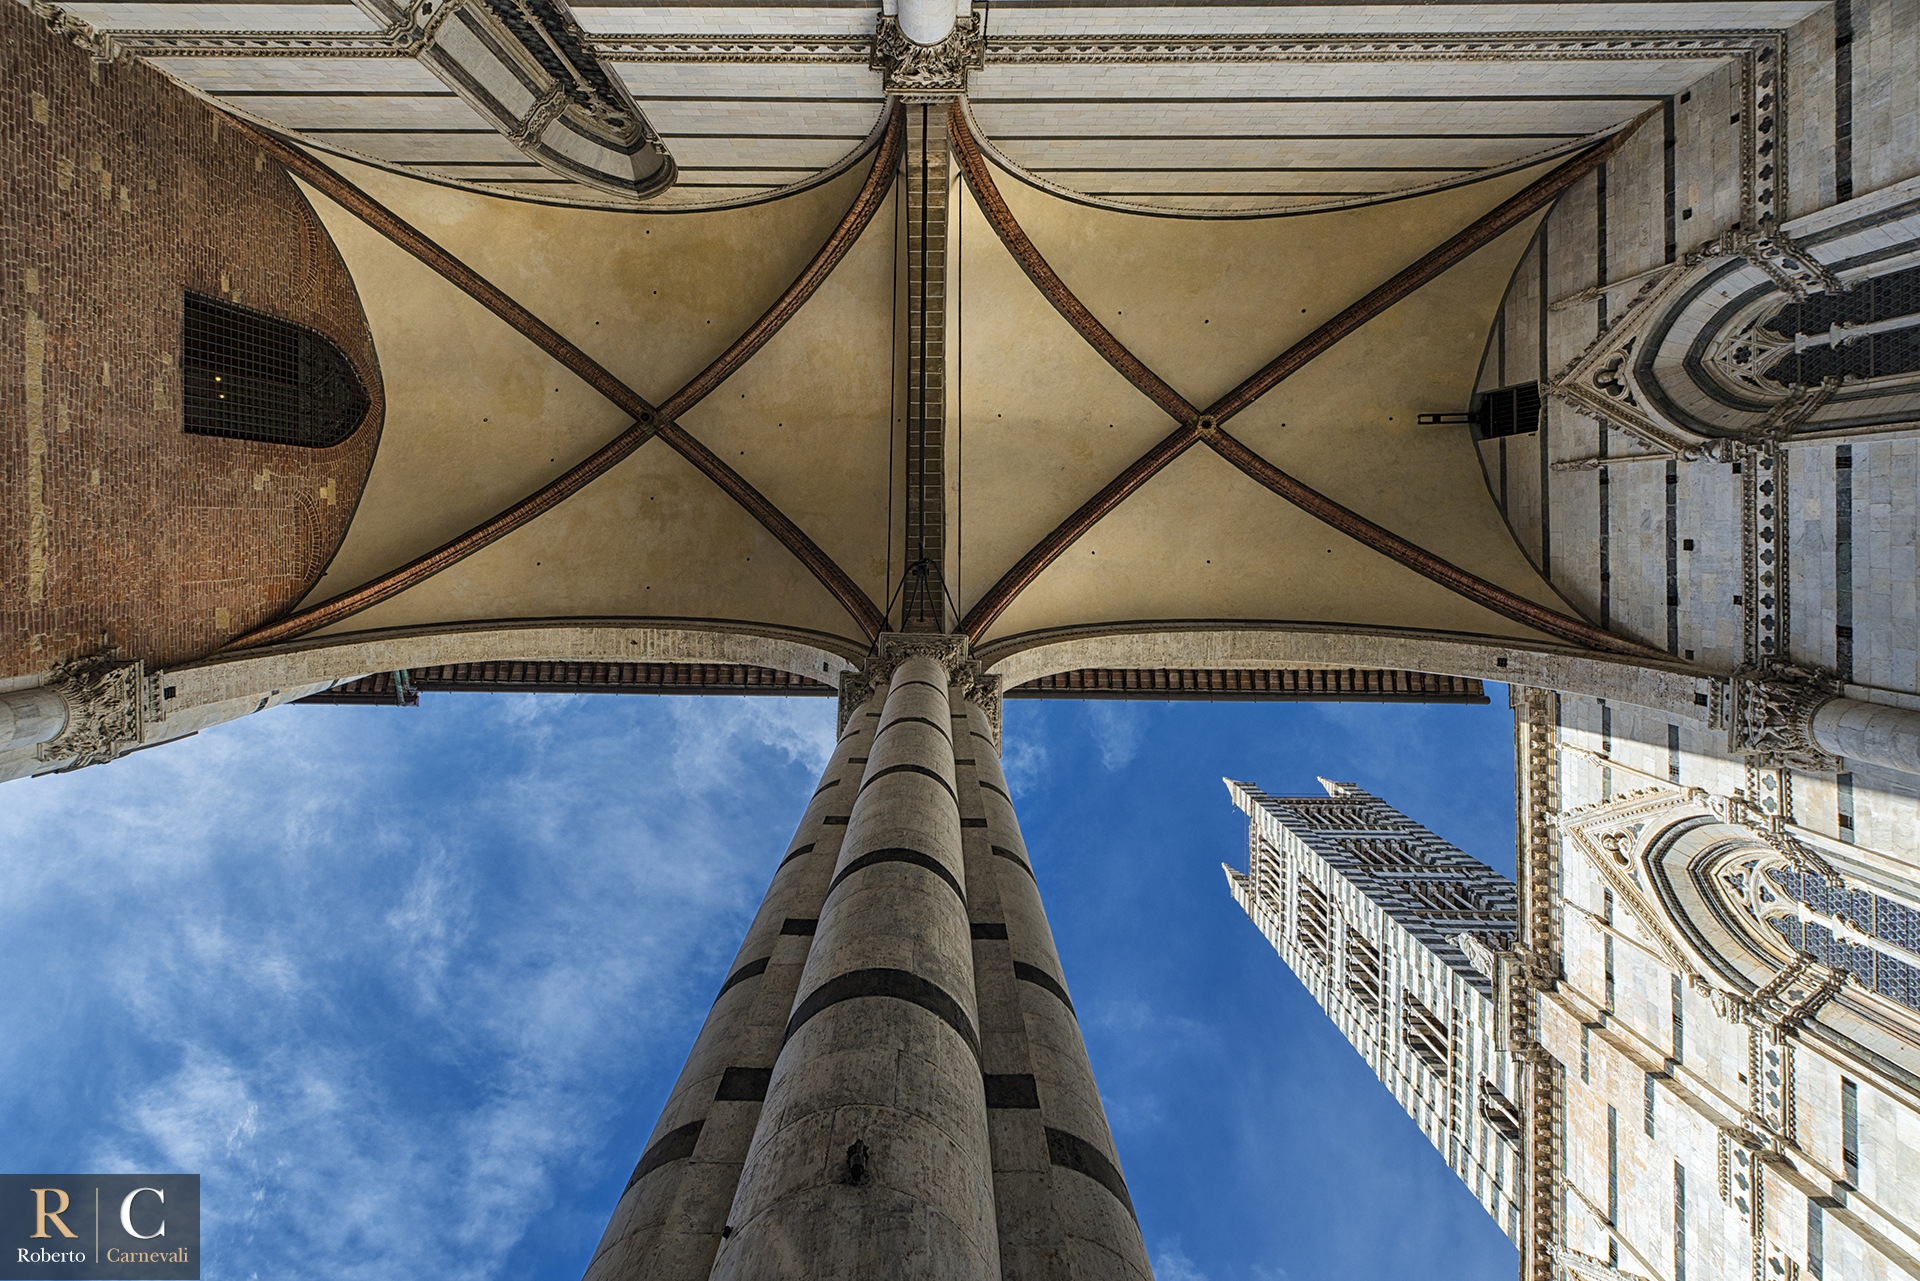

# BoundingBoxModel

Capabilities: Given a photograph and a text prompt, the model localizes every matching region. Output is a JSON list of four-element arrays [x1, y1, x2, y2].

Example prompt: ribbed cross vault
[[193, 89, 1674, 694]]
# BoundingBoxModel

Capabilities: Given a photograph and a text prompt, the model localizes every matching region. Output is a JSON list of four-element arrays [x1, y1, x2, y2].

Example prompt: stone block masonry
[[1, 1, 382, 679]]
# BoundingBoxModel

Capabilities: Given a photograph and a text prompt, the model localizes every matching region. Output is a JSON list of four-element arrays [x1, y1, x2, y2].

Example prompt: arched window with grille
[[182, 292, 371, 447], [1731, 861, 1920, 1013]]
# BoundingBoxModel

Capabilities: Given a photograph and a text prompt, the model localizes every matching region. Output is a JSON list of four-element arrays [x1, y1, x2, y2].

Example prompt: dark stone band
[[1014, 961, 1077, 1016], [827, 847, 965, 904], [983, 1072, 1040, 1109], [1046, 1126, 1136, 1220], [714, 1066, 772, 1102], [859, 761, 958, 804], [992, 844, 1037, 880], [714, 955, 769, 1003], [626, 1119, 704, 1191], [782, 967, 981, 1061]]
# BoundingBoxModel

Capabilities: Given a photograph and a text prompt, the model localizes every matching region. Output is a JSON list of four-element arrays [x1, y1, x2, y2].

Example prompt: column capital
[[870, 13, 985, 99], [37, 655, 155, 769], [838, 633, 972, 734], [957, 669, 1001, 751], [1726, 662, 1844, 771]]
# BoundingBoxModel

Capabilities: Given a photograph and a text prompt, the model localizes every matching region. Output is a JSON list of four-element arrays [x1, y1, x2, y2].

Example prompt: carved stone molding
[[837, 633, 974, 734], [1704, 953, 1850, 1043], [870, 13, 985, 98], [1714, 228, 1845, 301], [1726, 662, 1843, 771], [1511, 687, 1564, 1281], [36, 657, 155, 769]]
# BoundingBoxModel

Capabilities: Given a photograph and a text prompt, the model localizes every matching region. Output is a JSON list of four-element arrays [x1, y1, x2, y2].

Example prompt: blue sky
[[0, 685, 1518, 1281]]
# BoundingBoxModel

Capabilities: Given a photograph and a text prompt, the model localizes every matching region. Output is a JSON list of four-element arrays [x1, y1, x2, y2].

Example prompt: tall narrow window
[[1808, 1201, 1824, 1279], [1674, 1163, 1688, 1281], [1604, 939, 1616, 1011], [1645, 1073, 1658, 1138], [1672, 973, 1685, 1065], [1602, 890, 1616, 1010], [1607, 1105, 1620, 1266], [1599, 699, 1613, 800], [1842, 1078, 1860, 1185], [183, 292, 370, 447], [1582, 1023, 1593, 1083]]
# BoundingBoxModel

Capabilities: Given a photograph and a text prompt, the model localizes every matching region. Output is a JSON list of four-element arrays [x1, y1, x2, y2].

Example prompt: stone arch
[[1636, 255, 1920, 440], [1635, 811, 1920, 1094]]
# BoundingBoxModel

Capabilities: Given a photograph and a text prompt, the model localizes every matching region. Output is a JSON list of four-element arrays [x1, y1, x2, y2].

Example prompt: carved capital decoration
[[958, 669, 1003, 752], [36, 657, 154, 769], [1726, 662, 1843, 772], [29, 0, 128, 65], [871, 13, 985, 98], [837, 633, 975, 735]]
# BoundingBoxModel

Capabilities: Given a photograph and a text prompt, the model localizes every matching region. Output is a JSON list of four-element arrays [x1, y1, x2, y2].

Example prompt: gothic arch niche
[[1639, 257, 1920, 439], [1544, 185, 1920, 456], [1636, 811, 1920, 1089]]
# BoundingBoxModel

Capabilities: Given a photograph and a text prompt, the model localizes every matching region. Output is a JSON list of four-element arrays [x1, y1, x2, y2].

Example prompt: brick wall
[[2, 2, 383, 677]]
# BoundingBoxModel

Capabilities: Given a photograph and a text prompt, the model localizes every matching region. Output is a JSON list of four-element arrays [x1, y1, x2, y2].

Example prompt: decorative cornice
[[101, 24, 1780, 64], [26, 0, 127, 63], [36, 657, 155, 769], [870, 13, 984, 98], [1725, 662, 1844, 772]]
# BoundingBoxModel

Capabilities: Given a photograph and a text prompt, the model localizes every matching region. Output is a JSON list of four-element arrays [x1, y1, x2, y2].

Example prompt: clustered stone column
[[588, 635, 1151, 1281]]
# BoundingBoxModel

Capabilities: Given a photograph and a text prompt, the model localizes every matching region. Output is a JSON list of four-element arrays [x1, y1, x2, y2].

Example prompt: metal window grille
[[183, 292, 369, 448], [1607, 1105, 1620, 1266], [1764, 264, 1920, 388], [1476, 381, 1543, 439], [1645, 1073, 1658, 1138], [1605, 933, 1616, 1010]]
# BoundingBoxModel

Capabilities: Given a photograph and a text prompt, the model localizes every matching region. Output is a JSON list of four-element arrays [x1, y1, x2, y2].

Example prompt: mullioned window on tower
[[183, 292, 370, 447]]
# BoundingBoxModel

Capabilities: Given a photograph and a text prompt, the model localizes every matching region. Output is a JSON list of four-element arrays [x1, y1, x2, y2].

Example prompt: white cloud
[[0, 694, 833, 1281], [1082, 702, 1145, 771], [1152, 1240, 1211, 1281]]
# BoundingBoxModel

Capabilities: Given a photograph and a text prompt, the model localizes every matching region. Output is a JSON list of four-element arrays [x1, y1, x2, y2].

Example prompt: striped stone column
[[955, 687, 1153, 1281], [711, 639, 997, 1281], [584, 688, 886, 1281]]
